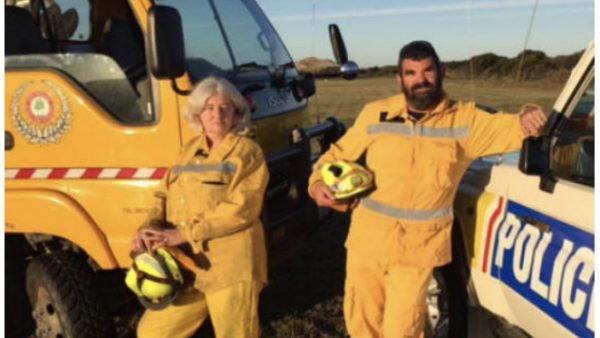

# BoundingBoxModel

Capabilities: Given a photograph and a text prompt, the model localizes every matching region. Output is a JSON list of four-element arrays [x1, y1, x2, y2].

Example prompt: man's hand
[[309, 181, 358, 212], [309, 181, 337, 207], [520, 104, 548, 137]]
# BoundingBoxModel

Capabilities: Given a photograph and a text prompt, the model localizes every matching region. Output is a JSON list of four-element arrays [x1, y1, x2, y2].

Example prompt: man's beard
[[402, 79, 443, 111]]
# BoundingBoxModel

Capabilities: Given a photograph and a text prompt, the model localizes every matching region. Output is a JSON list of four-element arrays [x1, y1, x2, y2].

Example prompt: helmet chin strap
[[132, 260, 178, 292], [127, 249, 186, 309]]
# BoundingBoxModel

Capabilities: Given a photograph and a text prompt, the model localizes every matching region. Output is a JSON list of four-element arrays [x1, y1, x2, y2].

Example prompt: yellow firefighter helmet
[[125, 248, 184, 310], [320, 160, 374, 199]]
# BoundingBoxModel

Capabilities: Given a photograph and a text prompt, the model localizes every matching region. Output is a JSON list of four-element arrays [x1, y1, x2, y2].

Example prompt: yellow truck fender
[[6, 189, 118, 269]]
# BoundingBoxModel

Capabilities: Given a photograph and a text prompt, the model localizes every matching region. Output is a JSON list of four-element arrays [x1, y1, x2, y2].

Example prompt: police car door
[[495, 46, 594, 338]]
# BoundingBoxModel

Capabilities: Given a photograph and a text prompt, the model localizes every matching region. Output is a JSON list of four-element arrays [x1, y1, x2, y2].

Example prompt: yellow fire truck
[[5, 0, 356, 336]]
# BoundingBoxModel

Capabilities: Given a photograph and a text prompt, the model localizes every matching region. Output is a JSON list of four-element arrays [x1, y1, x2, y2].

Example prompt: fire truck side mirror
[[328, 24, 359, 80], [292, 73, 316, 101], [147, 5, 186, 79], [329, 24, 348, 65]]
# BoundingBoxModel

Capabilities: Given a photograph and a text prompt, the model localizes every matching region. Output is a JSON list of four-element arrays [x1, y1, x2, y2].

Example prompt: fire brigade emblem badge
[[11, 80, 72, 144]]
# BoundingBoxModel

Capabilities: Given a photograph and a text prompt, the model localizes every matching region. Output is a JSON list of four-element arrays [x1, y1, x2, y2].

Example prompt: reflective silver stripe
[[173, 162, 237, 175], [367, 123, 469, 139], [362, 197, 453, 221], [135, 254, 167, 278]]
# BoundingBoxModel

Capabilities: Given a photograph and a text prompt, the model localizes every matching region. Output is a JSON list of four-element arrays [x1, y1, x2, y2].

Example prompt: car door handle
[[519, 216, 551, 233], [5, 131, 14, 151]]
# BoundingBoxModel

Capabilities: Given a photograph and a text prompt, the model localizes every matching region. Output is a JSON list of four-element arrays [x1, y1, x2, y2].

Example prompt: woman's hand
[[131, 226, 163, 253], [131, 226, 186, 253], [162, 229, 186, 247]]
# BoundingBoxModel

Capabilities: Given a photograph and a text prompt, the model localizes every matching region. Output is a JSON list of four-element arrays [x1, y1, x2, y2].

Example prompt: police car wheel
[[25, 251, 114, 338], [427, 221, 470, 338], [426, 270, 450, 338]]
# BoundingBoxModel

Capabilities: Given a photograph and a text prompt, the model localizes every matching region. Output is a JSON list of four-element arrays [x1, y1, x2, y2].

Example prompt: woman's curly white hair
[[183, 76, 251, 135]]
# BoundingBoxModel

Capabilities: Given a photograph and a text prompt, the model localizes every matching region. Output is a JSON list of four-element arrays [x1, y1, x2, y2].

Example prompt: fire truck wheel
[[25, 251, 114, 338]]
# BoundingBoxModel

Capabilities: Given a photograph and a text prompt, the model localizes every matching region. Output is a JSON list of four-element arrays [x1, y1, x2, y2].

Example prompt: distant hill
[[445, 49, 583, 82], [295, 57, 339, 76], [296, 49, 584, 82]]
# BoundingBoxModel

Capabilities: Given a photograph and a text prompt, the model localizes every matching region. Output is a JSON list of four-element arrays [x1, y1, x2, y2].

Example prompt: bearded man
[[308, 41, 547, 338]]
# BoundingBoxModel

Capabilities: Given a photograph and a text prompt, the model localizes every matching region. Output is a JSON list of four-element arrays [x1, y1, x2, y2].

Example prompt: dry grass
[[305, 76, 563, 127]]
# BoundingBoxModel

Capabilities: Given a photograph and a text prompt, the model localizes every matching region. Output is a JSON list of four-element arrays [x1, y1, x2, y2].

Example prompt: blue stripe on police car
[[490, 201, 594, 338]]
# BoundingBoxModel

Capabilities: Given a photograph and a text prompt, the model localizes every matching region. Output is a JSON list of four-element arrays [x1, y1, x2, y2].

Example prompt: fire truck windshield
[[157, 0, 294, 82]]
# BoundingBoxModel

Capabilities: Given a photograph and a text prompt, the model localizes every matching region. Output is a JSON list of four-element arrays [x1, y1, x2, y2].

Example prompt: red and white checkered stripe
[[5, 167, 168, 180]]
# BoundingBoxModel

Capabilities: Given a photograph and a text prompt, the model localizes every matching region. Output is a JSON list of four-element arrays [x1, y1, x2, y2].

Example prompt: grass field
[[306, 76, 563, 127]]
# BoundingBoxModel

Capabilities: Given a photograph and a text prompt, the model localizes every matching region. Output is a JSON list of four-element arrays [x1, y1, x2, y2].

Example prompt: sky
[[256, 0, 595, 67]]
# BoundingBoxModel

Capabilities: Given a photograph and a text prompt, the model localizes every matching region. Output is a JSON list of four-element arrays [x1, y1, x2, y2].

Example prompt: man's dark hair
[[398, 40, 441, 72]]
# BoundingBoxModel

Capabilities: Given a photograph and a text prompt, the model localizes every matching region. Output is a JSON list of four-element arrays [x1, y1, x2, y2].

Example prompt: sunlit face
[[396, 57, 443, 112], [199, 94, 237, 140]]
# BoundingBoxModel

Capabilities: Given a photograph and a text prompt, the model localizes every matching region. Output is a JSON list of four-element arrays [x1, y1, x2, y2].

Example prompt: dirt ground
[[259, 212, 351, 338]]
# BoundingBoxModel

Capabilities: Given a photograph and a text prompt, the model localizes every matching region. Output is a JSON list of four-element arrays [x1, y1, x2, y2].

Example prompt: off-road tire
[[25, 251, 114, 338]]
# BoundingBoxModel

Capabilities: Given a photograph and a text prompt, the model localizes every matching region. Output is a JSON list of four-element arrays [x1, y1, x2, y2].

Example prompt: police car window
[[551, 80, 594, 187]]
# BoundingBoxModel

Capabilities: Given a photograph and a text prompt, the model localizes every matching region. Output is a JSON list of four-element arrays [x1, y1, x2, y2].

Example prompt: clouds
[[268, 0, 592, 23], [259, 0, 593, 66]]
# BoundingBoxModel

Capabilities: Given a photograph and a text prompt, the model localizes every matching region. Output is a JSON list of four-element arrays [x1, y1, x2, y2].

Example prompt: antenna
[[513, 0, 539, 111], [312, 2, 321, 124], [515, 0, 540, 84], [465, 0, 475, 101]]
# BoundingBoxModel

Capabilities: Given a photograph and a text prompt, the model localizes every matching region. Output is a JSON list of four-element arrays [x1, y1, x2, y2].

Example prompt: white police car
[[429, 41, 594, 338]]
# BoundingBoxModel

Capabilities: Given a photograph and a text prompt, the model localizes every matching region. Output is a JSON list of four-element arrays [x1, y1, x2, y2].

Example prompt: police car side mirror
[[519, 136, 557, 193], [147, 5, 186, 79], [519, 136, 551, 176]]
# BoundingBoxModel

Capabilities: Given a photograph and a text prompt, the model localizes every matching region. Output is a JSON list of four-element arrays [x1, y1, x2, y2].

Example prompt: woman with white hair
[[131, 76, 269, 338]]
